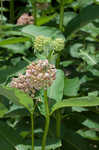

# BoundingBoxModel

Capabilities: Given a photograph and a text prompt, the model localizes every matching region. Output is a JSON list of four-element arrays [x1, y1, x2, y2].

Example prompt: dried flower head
[[52, 38, 65, 52], [34, 36, 51, 52], [26, 59, 56, 90], [10, 74, 35, 98]]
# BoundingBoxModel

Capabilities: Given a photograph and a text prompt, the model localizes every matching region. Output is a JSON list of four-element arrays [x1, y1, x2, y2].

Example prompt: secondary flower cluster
[[34, 36, 65, 52], [17, 13, 34, 25], [10, 60, 56, 98]]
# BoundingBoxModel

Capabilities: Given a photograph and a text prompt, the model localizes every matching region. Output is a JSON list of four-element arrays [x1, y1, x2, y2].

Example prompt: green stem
[[42, 90, 50, 150], [59, 0, 64, 31], [10, 0, 14, 23], [0, 0, 3, 24], [31, 112, 34, 150], [30, 0, 37, 25]]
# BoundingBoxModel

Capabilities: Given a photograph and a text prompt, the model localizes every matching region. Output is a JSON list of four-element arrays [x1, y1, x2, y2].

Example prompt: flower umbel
[[34, 36, 51, 52], [10, 59, 56, 96]]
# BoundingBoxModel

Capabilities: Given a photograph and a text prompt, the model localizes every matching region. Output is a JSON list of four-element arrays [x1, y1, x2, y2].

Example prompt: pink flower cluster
[[10, 60, 56, 98]]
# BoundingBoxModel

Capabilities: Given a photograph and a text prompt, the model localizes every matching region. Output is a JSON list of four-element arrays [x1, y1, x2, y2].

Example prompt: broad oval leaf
[[47, 69, 64, 101], [22, 25, 64, 39], [64, 77, 80, 96]]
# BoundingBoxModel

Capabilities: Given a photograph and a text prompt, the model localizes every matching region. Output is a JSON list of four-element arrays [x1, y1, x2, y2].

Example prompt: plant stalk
[[59, 0, 64, 31], [10, 0, 14, 23], [31, 112, 34, 150], [42, 90, 50, 150], [56, 110, 61, 150]]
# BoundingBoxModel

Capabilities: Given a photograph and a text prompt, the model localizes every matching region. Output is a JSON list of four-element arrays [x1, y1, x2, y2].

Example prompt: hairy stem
[[59, 0, 64, 31], [42, 90, 50, 150], [10, 0, 14, 23]]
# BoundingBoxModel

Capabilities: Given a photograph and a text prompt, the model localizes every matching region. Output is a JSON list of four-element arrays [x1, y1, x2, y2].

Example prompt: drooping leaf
[[0, 87, 34, 113], [37, 14, 57, 26]]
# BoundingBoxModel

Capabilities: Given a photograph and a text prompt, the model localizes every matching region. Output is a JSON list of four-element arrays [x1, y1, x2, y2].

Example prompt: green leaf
[[22, 25, 64, 39], [0, 37, 30, 45], [0, 87, 34, 113], [64, 77, 80, 96], [60, 60, 73, 67], [65, 4, 99, 37], [0, 102, 8, 117], [47, 69, 64, 101], [50, 96, 99, 115]]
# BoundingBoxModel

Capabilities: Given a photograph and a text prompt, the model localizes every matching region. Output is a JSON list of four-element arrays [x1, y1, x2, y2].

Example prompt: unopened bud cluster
[[10, 60, 56, 98], [52, 38, 65, 52], [34, 36, 51, 52], [34, 36, 64, 52]]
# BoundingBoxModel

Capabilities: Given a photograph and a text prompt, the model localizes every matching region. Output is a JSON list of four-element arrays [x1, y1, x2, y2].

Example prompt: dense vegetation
[[0, 0, 99, 150]]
